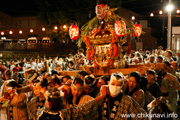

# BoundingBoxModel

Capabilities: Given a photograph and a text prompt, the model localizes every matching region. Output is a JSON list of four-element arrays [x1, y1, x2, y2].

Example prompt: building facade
[[0, 11, 47, 41], [118, 8, 158, 50]]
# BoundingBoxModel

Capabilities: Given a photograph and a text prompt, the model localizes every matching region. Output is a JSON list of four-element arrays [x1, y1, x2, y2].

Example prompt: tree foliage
[[36, 0, 121, 42]]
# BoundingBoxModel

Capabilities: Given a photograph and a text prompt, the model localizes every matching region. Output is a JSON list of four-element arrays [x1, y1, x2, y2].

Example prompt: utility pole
[[167, 0, 172, 49]]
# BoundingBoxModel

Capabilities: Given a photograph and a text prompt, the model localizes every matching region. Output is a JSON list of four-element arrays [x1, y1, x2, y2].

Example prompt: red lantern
[[95, 4, 107, 20], [115, 20, 126, 37], [133, 24, 142, 37], [69, 25, 79, 40]]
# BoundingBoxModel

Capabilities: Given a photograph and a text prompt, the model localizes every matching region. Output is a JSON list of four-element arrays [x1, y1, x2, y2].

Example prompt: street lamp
[[150, 13, 154, 17], [63, 25, 67, 29], [54, 26, 58, 30], [159, 10, 163, 15], [131, 16, 135, 20], [30, 29, 33, 33], [42, 27, 46, 31], [177, 9, 180, 14], [9, 31, 13, 34], [166, 1, 174, 49], [1, 32, 4, 35], [19, 30, 23, 34], [166, 4, 174, 12]]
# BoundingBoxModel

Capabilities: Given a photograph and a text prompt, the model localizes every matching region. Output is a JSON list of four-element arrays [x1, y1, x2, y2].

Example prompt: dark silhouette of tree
[[36, 0, 121, 43]]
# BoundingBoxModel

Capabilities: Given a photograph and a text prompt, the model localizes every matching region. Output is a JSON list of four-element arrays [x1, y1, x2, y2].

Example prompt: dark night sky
[[0, 0, 179, 48], [0, 0, 38, 16], [122, 0, 180, 17], [0, 0, 180, 17]]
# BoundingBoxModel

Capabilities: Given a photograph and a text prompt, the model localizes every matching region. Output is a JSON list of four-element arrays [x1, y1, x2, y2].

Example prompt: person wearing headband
[[27, 78, 48, 120], [37, 91, 63, 120], [83, 75, 98, 98], [58, 80, 72, 109], [6, 81, 28, 120], [99, 73, 147, 120], [17, 62, 25, 84], [71, 77, 93, 106], [76, 70, 89, 80], [0, 69, 14, 120]]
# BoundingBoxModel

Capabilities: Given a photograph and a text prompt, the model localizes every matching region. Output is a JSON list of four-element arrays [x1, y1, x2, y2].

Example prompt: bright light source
[[63, 25, 67, 29], [166, 4, 174, 12], [9, 31, 13, 34], [54, 26, 58, 30], [19, 30, 23, 34], [1, 32, 4, 35], [42, 27, 45, 31], [159, 10, 163, 15], [131, 16, 135, 20], [1, 37, 5, 40], [177, 9, 180, 14], [30, 29, 33, 33], [150, 13, 154, 17]]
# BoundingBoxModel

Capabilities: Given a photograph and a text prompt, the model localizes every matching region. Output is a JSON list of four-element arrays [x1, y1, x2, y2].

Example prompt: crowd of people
[[0, 47, 180, 120]]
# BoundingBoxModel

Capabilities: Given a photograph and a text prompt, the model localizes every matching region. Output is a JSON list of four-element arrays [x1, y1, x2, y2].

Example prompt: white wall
[[172, 27, 180, 34]]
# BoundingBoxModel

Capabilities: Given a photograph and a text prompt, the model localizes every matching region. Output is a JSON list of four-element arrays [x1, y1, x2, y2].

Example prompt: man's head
[[78, 49, 84, 54], [97, 76, 109, 89], [156, 56, 163, 63], [128, 71, 140, 92], [46, 91, 63, 111], [109, 73, 124, 97], [177, 52, 180, 57], [68, 61, 74, 67], [129, 53, 135, 58], [5, 69, 12, 79], [71, 78, 84, 99], [59, 84, 71, 99], [18, 62, 24, 70], [122, 43, 128, 52], [162, 61, 171, 73], [166, 50, 172, 58], [84, 75, 96, 95], [76, 71, 89, 80], [6, 81, 21, 96], [62, 75, 71, 84], [33, 82, 42, 97], [24, 58, 30, 63], [48, 77, 61, 88], [146, 69, 156, 84], [149, 55, 155, 63]]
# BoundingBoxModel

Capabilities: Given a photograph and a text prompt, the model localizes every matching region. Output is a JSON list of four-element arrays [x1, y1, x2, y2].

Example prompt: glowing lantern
[[69, 25, 79, 40], [115, 19, 126, 37], [133, 23, 142, 37], [95, 4, 107, 20]]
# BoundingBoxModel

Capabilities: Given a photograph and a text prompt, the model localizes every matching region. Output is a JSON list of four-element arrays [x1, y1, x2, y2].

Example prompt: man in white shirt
[[0, 69, 15, 120]]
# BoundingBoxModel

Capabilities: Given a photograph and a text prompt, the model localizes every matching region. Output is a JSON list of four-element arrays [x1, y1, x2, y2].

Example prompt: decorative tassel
[[112, 44, 118, 57], [107, 58, 112, 66], [87, 48, 92, 60], [93, 58, 99, 67], [128, 44, 131, 54]]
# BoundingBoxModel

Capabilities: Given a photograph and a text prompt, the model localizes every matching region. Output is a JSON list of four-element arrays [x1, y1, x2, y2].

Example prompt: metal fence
[[0, 43, 78, 60]]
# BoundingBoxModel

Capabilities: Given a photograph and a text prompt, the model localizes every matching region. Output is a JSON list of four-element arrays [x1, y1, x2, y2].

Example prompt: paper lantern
[[133, 24, 142, 37], [95, 4, 107, 20], [115, 20, 126, 37], [69, 25, 79, 40]]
